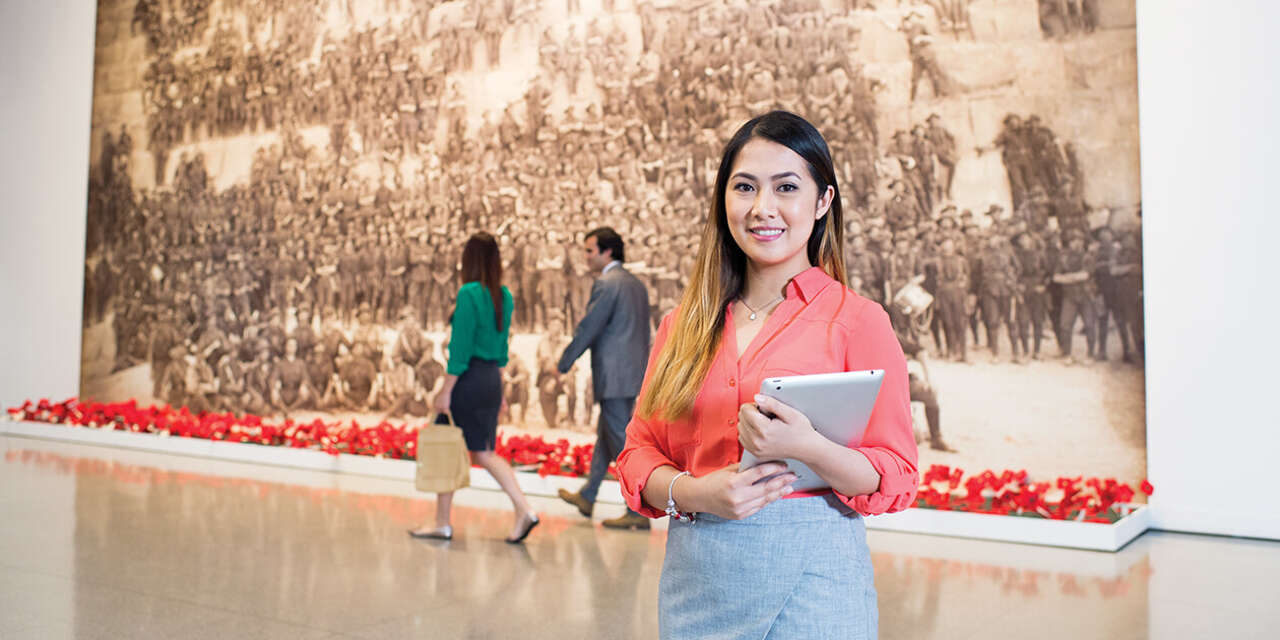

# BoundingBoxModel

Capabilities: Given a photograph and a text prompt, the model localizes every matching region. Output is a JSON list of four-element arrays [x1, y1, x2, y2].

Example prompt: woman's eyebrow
[[730, 171, 800, 181]]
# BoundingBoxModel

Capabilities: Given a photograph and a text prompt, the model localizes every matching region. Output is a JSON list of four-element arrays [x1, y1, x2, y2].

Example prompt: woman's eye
[[777, 183, 798, 193], [732, 183, 754, 193]]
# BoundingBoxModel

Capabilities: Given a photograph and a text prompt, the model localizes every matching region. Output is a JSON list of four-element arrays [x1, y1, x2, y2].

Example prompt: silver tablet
[[739, 369, 884, 492]]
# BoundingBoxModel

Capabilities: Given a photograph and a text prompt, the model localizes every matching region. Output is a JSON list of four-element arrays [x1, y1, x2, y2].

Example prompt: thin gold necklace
[[739, 294, 784, 321]]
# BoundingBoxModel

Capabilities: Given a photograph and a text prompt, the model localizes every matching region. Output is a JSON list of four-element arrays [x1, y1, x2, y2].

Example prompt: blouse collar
[[786, 266, 835, 303]]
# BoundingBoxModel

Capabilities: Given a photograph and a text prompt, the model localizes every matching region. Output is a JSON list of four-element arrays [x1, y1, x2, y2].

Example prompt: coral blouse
[[617, 266, 919, 518]]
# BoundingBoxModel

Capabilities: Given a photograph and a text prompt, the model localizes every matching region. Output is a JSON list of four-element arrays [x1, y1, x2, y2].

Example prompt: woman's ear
[[815, 185, 835, 221]]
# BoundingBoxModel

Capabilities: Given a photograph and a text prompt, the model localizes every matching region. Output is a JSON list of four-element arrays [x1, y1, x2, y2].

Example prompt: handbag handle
[[433, 411, 456, 427]]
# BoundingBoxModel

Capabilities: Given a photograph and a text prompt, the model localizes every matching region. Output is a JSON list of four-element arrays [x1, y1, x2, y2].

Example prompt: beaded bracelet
[[665, 470, 695, 521]]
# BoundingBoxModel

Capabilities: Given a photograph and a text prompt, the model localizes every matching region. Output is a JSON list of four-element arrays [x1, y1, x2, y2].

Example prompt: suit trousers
[[579, 396, 636, 513]]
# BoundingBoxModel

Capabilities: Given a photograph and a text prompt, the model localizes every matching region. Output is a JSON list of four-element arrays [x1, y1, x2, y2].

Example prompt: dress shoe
[[408, 525, 453, 541], [602, 513, 651, 530], [505, 513, 540, 544], [558, 488, 594, 518]]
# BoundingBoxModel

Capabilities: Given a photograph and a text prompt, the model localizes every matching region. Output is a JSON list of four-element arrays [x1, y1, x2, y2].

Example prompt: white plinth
[[0, 420, 624, 504], [3, 420, 1151, 549]]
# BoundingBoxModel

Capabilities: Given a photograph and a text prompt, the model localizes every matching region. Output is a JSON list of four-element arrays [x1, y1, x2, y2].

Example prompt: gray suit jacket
[[557, 264, 652, 399]]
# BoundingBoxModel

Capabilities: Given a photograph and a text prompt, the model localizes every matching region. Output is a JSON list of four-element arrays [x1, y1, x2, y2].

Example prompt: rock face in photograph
[[80, 0, 1145, 483]]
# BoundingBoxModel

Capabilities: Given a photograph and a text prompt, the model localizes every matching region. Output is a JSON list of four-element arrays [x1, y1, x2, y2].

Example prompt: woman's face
[[724, 138, 832, 274]]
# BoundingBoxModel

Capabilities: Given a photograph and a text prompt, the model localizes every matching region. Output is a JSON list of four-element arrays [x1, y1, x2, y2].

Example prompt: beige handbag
[[414, 412, 471, 493]]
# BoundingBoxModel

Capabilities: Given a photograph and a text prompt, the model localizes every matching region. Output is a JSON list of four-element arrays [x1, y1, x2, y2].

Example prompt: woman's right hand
[[681, 462, 797, 520]]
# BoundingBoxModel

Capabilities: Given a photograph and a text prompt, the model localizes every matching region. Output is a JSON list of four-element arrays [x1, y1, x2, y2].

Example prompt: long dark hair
[[638, 111, 846, 421], [460, 232, 505, 331]]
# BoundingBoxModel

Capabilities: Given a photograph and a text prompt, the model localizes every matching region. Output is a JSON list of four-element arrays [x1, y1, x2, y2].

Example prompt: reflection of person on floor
[[554, 227, 654, 530], [896, 330, 955, 452]]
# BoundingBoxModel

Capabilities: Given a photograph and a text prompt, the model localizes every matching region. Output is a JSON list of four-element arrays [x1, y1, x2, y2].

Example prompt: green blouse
[[446, 282, 514, 376]]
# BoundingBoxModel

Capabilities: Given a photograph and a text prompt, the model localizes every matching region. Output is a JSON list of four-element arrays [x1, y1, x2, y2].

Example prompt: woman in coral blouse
[[617, 111, 918, 639]]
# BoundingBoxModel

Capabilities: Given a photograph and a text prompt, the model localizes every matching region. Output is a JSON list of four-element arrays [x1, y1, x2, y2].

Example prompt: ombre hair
[[637, 111, 846, 421]]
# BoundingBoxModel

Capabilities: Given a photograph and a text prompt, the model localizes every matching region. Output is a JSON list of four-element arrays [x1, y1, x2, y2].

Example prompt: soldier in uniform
[[896, 330, 955, 452], [926, 113, 958, 200], [883, 234, 921, 332], [1092, 226, 1123, 362], [148, 308, 181, 398], [306, 342, 338, 411], [911, 124, 939, 209], [1052, 231, 1097, 364], [336, 342, 379, 411], [502, 353, 531, 426], [977, 234, 1022, 362], [269, 338, 311, 418], [979, 114, 1036, 210], [214, 351, 245, 414], [1110, 229, 1144, 363], [291, 308, 317, 359], [407, 234, 432, 326], [885, 180, 921, 233], [1013, 231, 1052, 360], [536, 315, 572, 429], [934, 238, 970, 362]]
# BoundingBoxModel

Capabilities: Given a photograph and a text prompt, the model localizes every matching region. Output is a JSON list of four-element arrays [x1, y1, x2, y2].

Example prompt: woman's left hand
[[737, 394, 822, 462], [433, 390, 451, 414]]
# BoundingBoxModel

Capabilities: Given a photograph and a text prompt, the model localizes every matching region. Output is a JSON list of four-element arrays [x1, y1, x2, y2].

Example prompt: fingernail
[[783, 485, 794, 495], [754, 394, 766, 404]]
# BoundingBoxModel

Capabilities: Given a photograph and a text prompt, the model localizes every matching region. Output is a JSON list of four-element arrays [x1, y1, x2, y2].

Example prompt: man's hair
[[586, 227, 625, 262]]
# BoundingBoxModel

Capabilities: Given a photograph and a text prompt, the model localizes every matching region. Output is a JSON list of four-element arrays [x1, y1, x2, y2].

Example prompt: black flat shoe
[[505, 515, 540, 544], [408, 526, 453, 541]]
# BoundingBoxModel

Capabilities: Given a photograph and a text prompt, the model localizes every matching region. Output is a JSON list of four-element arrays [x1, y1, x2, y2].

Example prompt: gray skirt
[[659, 494, 877, 640]]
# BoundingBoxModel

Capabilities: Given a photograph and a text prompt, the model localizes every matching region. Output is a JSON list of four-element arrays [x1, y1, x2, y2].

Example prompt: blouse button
[[728, 378, 736, 387]]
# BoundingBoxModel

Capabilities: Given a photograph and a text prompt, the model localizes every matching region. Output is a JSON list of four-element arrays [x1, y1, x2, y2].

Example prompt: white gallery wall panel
[[0, 0, 97, 410], [1136, 0, 1280, 539]]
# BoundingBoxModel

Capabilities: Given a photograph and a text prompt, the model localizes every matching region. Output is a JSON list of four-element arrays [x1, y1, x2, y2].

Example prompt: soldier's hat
[[911, 124, 926, 134], [986, 204, 1004, 215], [1003, 113, 1020, 125], [927, 113, 942, 122]]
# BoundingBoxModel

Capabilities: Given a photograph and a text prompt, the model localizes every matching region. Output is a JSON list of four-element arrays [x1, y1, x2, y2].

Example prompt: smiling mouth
[[749, 227, 785, 241]]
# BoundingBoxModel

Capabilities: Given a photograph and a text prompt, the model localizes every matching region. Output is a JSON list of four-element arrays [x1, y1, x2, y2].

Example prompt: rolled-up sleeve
[[836, 303, 919, 516], [617, 313, 677, 518]]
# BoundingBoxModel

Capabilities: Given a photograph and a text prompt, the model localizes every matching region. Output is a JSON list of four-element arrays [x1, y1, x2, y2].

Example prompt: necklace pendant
[[749, 312, 758, 321]]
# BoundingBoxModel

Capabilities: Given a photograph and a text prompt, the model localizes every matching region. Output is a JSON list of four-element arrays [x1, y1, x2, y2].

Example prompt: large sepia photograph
[[80, 0, 1145, 484]]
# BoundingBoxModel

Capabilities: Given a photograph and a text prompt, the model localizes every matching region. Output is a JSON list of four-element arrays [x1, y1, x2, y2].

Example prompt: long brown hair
[[460, 232, 505, 331], [637, 111, 846, 421]]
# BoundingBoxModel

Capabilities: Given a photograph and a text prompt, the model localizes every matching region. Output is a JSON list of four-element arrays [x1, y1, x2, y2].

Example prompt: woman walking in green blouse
[[409, 232, 540, 544]]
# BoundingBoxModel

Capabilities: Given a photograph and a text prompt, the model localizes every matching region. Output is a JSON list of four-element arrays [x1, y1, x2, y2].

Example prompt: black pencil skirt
[[450, 358, 502, 452]]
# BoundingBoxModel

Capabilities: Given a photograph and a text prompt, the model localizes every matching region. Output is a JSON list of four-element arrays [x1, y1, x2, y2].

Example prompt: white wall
[[1136, 0, 1280, 539], [1, 0, 1277, 540], [0, 0, 97, 410]]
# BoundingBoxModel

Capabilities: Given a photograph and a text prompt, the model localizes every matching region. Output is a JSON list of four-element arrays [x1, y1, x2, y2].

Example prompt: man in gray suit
[[557, 227, 652, 530]]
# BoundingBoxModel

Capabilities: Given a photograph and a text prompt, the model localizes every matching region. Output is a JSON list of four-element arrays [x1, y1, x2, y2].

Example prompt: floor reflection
[[2, 436, 1277, 640]]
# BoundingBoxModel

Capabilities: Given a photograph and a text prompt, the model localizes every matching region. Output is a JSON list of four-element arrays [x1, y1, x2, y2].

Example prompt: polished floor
[[1, 435, 1276, 640]]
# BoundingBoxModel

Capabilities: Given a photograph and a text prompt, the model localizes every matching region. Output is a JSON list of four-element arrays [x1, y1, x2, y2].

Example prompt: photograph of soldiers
[[80, 0, 1145, 484]]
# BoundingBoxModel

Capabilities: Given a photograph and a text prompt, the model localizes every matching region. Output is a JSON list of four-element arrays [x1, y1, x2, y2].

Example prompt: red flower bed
[[8, 399, 1150, 518], [6, 398, 592, 478], [917, 464, 1152, 523]]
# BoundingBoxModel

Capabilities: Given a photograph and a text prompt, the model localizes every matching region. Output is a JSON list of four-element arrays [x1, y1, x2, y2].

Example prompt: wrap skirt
[[659, 494, 878, 639]]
